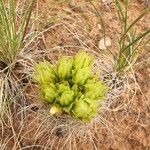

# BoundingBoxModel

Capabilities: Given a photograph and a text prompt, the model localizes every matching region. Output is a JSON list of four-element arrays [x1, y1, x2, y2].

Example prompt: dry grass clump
[[0, 1, 43, 149], [10, 48, 129, 150], [0, 0, 39, 121]]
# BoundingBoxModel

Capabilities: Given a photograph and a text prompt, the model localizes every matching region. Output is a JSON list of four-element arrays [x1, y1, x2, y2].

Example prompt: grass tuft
[[114, 0, 150, 74], [0, 0, 35, 69], [0, 0, 37, 125]]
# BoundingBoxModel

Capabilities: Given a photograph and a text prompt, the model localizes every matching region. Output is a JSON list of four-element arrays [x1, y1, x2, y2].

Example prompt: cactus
[[41, 84, 58, 103], [72, 67, 92, 85], [33, 61, 56, 84], [57, 57, 73, 79], [57, 81, 70, 93], [72, 99, 90, 119], [33, 50, 107, 122], [84, 81, 107, 100], [74, 50, 93, 70], [58, 90, 74, 106]]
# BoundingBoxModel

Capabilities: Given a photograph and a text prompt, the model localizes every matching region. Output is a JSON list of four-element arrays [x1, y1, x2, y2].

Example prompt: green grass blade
[[21, 0, 36, 43], [121, 29, 150, 53], [0, 0, 35, 65], [114, 0, 125, 21], [119, 9, 149, 44]]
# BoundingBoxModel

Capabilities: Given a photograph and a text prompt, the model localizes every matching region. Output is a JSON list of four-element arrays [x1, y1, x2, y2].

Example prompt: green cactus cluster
[[33, 51, 107, 122]]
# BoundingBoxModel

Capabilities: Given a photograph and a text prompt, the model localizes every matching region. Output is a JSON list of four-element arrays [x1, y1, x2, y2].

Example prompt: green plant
[[0, 0, 35, 68], [33, 51, 107, 122], [0, 0, 36, 122], [114, 0, 150, 74]]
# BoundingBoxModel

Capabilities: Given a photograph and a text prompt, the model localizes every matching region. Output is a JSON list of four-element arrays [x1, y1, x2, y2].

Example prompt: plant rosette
[[33, 50, 108, 122]]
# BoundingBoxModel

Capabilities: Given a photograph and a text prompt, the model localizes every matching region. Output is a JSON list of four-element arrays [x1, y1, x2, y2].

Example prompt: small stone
[[69, 0, 76, 7], [98, 24, 102, 30], [102, 0, 113, 4], [98, 37, 111, 50]]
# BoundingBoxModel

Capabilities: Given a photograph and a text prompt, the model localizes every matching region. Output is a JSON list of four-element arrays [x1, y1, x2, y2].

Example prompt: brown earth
[[1, 0, 150, 150]]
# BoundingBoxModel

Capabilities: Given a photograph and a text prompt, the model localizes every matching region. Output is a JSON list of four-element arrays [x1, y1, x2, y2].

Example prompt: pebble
[[98, 37, 111, 50]]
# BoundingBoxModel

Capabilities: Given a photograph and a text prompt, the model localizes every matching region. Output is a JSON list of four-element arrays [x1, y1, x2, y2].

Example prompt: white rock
[[98, 24, 102, 30], [98, 37, 111, 50], [102, 0, 107, 2], [102, 0, 113, 4]]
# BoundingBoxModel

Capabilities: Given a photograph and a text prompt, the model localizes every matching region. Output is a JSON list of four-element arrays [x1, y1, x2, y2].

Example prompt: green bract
[[57, 81, 70, 93], [74, 51, 93, 70], [33, 50, 108, 122], [41, 84, 58, 103], [33, 61, 56, 84], [58, 90, 74, 106], [57, 57, 73, 79], [72, 67, 91, 85]]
